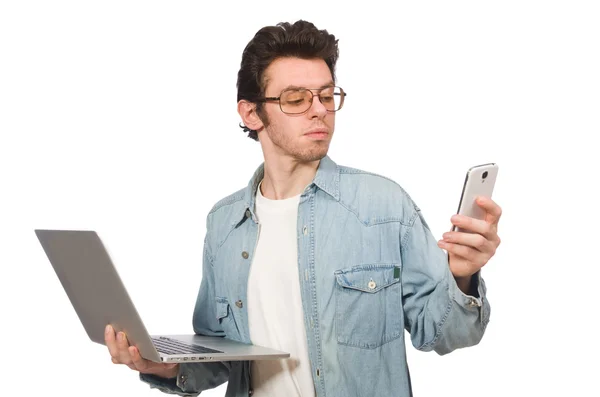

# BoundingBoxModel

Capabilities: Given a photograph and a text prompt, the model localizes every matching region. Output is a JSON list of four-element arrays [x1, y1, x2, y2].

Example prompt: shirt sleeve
[[400, 206, 491, 355]]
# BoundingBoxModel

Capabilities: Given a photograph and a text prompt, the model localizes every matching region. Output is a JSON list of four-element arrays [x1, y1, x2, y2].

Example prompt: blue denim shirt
[[141, 155, 490, 396]]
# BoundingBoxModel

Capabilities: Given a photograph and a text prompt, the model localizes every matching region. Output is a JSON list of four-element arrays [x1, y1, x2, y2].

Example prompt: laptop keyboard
[[152, 336, 224, 355]]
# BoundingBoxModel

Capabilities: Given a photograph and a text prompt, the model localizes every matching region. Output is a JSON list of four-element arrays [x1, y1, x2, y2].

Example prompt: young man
[[105, 20, 502, 397]]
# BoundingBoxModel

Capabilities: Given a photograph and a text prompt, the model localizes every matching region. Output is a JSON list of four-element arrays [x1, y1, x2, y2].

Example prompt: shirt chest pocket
[[334, 264, 403, 349]]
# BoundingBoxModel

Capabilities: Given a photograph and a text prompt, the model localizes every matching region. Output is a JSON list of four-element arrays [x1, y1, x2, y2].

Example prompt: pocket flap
[[334, 264, 400, 293], [215, 297, 230, 320]]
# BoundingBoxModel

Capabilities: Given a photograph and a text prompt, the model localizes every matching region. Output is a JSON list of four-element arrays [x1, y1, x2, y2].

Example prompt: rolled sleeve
[[450, 270, 490, 325]]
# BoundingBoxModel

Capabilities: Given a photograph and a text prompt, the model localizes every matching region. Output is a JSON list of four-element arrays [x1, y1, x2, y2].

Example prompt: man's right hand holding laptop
[[104, 325, 179, 379]]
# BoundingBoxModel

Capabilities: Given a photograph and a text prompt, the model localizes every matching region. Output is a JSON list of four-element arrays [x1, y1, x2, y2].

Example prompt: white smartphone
[[453, 163, 499, 233]]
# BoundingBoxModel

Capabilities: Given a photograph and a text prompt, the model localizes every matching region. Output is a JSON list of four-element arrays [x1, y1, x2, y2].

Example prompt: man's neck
[[260, 155, 320, 200]]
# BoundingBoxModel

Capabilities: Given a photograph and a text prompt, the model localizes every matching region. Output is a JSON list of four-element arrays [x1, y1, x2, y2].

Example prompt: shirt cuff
[[450, 270, 490, 324], [139, 365, 199, 397]]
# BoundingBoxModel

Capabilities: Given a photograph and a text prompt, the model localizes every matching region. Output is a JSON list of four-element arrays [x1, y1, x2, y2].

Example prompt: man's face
[[258, 57, 337, 162]]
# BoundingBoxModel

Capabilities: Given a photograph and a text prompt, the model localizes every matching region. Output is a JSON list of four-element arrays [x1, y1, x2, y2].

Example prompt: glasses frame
[[254, 85, 347, 115]]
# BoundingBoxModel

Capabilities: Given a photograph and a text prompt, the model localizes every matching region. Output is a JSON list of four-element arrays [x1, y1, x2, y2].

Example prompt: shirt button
[[368, 280, 377, 290], [179, 374, 187, 385], [235, 300, 243, 308], [242, 251, 249, 259], [245, 210, 251, 218], [248, 389, 254, 396], [303, 226, 308, 235]]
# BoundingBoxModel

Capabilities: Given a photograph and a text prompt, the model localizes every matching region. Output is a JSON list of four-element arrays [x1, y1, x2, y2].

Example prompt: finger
[[110, 356, 134, 369], [116, 332, 133, 364], [126, 362, 138, 371], [442, 231, 494, 255], [450, 215, 495, 238], [105, 325, 120, 360], [130, 346, 177, 375], [475, 196, 502, 225], [129, 346, 149, 372], [438, 241, 487, 264]]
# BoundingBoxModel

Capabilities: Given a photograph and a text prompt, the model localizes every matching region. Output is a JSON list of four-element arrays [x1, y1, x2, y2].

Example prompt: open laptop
[[35, 229, 289, 363]]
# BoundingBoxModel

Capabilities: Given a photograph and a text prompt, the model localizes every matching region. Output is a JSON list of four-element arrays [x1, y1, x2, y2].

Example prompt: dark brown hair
[[237, 20, 340, 141]]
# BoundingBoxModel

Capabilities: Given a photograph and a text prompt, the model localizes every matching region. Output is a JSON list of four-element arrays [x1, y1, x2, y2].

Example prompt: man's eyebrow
[[282, 81, 335, 91]]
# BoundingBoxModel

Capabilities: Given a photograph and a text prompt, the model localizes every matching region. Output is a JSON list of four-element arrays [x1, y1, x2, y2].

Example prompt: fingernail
[[443, 233, 451, 239], [105, 325, 110, 335], [117, 332, 123, 341]]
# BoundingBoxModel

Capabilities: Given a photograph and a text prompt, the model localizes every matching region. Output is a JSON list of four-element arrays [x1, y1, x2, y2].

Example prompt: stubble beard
[[263, 117, 332, 163]]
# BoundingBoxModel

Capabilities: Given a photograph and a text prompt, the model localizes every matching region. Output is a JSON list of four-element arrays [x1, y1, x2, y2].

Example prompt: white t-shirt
[[246, 181, 316, 397]]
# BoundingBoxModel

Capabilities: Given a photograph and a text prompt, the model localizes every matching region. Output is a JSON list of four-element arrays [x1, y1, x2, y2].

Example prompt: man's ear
[[237, 100, 264, 132]]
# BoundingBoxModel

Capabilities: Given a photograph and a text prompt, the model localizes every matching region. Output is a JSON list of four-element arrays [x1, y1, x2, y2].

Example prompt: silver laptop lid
[[35, 229, 162, 362]]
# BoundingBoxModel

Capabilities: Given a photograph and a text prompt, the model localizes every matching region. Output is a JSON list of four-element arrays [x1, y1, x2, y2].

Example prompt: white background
[[1, 1, 599, 396]]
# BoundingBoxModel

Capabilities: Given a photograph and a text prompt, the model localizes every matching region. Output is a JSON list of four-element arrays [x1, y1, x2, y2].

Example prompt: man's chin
[[298, 148, 329, 163]]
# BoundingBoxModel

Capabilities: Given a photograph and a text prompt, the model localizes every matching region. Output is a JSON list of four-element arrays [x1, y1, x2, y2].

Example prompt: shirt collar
[[240, 155, 340, 224]]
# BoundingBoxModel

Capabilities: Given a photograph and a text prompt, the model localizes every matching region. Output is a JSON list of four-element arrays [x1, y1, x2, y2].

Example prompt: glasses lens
[[319, 86, 344, 112], [280, 89, 312, 114], [279, 87, 345, 114]]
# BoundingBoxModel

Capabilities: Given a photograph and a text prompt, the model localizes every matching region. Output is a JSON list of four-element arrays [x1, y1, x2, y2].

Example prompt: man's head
[[237, 20, 344, 162]]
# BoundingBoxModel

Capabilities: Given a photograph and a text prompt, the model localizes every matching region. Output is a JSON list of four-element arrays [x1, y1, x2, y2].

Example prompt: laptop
[[35, 229, 290, 363]]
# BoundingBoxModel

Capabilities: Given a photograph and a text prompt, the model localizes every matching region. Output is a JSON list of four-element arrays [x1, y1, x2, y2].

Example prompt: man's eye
[[286, 98, 305, 105]]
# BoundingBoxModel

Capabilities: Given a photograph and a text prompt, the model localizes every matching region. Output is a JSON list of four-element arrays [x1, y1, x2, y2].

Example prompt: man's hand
[[105, 325, 179, 379], [437, 196, 502, 292]]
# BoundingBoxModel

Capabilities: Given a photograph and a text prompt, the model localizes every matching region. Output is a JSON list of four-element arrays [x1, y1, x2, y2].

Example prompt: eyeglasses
[[255, 86, 347, 115]]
